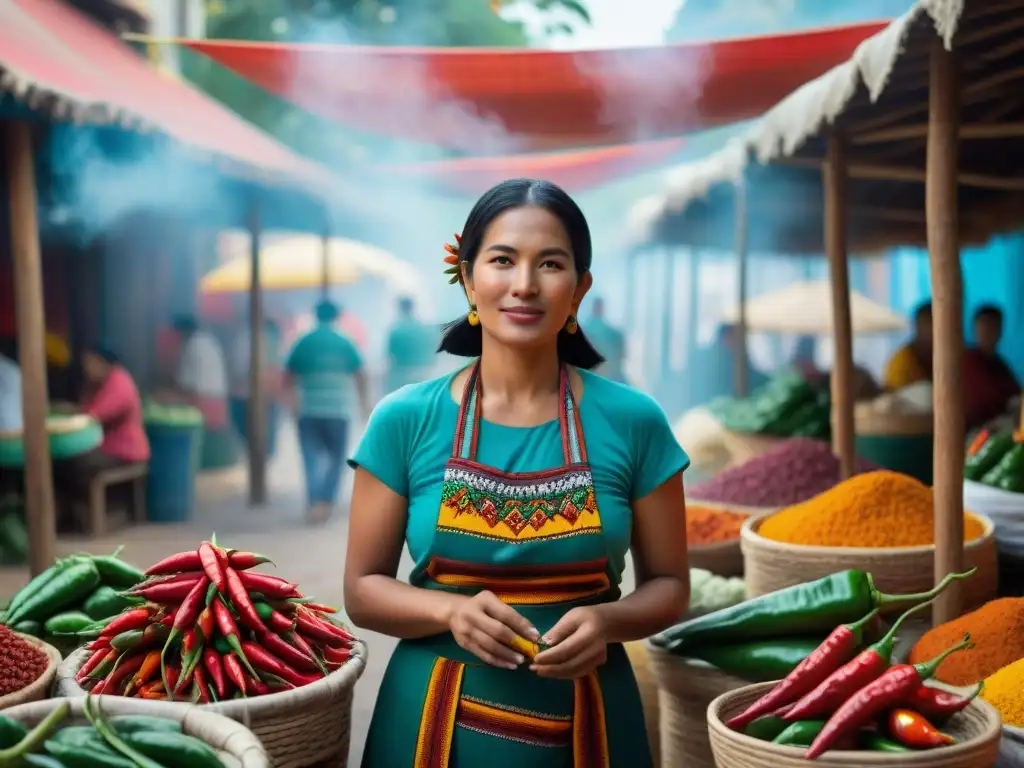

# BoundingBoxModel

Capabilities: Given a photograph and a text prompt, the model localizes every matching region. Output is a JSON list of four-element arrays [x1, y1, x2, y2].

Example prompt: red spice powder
[[687, 505, 750, 546], [0, 625, 48, 696]]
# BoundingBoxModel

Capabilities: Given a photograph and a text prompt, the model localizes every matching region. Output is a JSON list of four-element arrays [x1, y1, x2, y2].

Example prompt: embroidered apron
[[361, 363, 652, 768]]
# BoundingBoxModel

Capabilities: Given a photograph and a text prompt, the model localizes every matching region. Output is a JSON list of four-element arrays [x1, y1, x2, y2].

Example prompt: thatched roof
[[629, 0, 1024, 254]]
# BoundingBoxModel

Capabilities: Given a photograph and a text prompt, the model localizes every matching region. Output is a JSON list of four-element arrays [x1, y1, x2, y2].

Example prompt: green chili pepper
[[44, 739, 138, 768], [742, 714, 791, 742], [4, 556, 90, 621], [108, 716, 182, 736], [0, 700, 69, 763], [81, 695, 164, 768], [23, 753, 68, 768], [0, 715, 29, 749], [44, 611, 95, 636], [6, 560, 101, 626], [772, 720, 827, 747], [651, 568, 977, 651], [111, 629, 146, 652], [51, 726, 108, 748], [91, 556, 145, 589], [684, 637, 828, 682], [120, 731, 223, 768], [859, 731, 913, 753], [13, 620, 43, 637], [965, 430, 1014, 481], [981, 442, 1024, 489], [213, 635, 233, 655], [82, 587, 143, 621]]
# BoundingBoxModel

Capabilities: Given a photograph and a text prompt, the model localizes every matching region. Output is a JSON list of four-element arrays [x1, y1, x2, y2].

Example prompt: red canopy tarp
[[380, 137, 686, 195], [0, 0, 336, 193], [181, 20, 888, 153]]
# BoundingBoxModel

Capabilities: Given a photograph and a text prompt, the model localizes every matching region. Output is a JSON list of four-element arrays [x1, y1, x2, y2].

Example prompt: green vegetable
[[82, 587, 141, 621], [772, 720, 827, 747], [213, 635, 233, 655], [82, 696, 164, 768], [121, 731, 223, 768], [4, 556, 89, 622], [0, 715, 29, 749], [683, 637, 826, 682], [50, 726, 107, 748], [108, 717, 182, 736], [13, 620, 43, 637], [110, 630, 146, 652], [44, 739, 137, 768], [742, 714, 791, 742], [0, 701, 69, 763], [44, 611, 95, 636], [859, 731, 913, 753], [6, 560, 101, 626], [23, 753, 68, 768], [981, 442, 1024, 490], [965, 430, 1014, 481], [91, 557, 145, 590]]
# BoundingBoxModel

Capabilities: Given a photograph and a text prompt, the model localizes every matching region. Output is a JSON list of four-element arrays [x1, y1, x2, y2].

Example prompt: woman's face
[[82, 352, 107, 383], [465, 205, 591, 352]]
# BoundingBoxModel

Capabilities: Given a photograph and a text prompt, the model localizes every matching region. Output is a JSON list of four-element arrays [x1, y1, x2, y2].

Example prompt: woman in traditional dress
[[345, 179, 691, 767]]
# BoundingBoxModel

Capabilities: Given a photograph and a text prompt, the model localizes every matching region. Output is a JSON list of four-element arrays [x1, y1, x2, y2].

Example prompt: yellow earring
[[467, 306, 480, 326], [565, 313, 578, 334]]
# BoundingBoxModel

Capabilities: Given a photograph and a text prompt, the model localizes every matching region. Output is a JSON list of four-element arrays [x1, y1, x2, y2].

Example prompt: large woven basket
[[687, 504, 776, 577], [626, 641, 661, 767], [57, 641, 367, 768], [647, 642, 748, 768], [708, 681, 1002, 768], [0, 634, 61, 710], [741, 512, 999, 611], [3, 695, 268, 768]]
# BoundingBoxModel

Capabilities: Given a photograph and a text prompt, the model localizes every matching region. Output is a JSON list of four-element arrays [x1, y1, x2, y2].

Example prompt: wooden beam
[[733, 178, 749, 398], [5, 120, 56, 577], [854, 121, 1024, 144], [927, 38, 965, 626], [778, 157, 1024, 191], [824, 135, 856, 481], [957, 13, 1024, 45], [247, 198, 267, 508]]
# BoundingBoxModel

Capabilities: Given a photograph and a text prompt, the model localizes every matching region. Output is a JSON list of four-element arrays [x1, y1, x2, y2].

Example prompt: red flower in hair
[[444, 233, 462, 284]]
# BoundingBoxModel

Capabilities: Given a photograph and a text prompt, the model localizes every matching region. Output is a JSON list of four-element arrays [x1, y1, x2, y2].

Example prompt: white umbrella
[[722, 280, 907, 335]]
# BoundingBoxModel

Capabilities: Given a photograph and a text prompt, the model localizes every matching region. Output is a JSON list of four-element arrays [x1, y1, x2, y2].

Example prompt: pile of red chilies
[[74, 541, 354, 702], [727, 596, 981, 758]]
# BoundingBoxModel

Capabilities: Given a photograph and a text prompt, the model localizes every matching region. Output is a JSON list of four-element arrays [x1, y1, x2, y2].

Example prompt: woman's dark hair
[[438, 178, 604, 369], [86, 345, 120, 366], [316, 300, 340, 324]]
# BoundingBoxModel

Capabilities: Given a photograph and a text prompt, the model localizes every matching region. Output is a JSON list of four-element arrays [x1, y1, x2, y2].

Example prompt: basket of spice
[[53, 539, 367, 768], [1, 695, 268, 768], [686, 502, 765, 577], [0, 626, 62, 710], [648, 567, 980, 768], [741, 471, 998, 610]]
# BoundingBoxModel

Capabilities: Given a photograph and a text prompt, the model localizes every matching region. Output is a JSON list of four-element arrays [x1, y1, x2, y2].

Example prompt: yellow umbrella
[[200, 235, 402, 294]]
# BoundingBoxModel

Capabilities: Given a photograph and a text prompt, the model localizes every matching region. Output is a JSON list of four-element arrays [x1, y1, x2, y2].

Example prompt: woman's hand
[[449, 591, 540, 670], [531, 606, 608, 679]]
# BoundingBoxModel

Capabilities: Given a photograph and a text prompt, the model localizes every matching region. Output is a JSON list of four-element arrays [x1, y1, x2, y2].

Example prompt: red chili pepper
[[265, 609, 293, 633], [193, 664, 212, 703], [106, 652, 147, 691], [145, 551, 203, 575], [223, 653, 248, 696], [237, 570, 299, 599], [127, 571, 204, 595], [786, 598, 935, 722], [225, 567, 267, 634], [175, 628, 205, 695], [159, 612, 175, 626], [199, 542, 227, 593], [296, 610, 353, 646], [91, 679, 107, 695], [247, 673, 271, 696], [323, 645, 351, 666], [901, 681, 983, 723], [165, 664, 180, 695], [129, 578, 204, 604], [260, 631, 318, 671], [299, 603, 340, 615], [76, 647, 111, 682], [138, 680, 166, 700], [170, 577, 210, 637], [805, 634, 972, 759], [727, 609, 878, 729], [212, 596, 259, 677], [203, 649, 228, 699], [86, 637, 110, 652], [228, 550, 275, 570], [240, 640, 320, 687], [888, 708, 955, 748], [100, 607, 153, 638], [196, 606, 214, 642], [289, 631, 318, 662]]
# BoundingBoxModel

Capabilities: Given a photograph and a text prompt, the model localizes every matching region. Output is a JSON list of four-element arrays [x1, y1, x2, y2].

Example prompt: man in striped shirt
[[284, 300, 367, 524]]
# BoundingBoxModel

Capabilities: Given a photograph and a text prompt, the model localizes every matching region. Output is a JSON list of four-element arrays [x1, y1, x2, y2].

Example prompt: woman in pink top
[[54, 347, 149, 503]]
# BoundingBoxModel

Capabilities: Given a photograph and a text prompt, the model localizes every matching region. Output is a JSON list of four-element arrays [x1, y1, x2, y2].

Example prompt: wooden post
[[734, 178, 750, 397], [5, 120, 56, 576], [320, 227, 331, 299], [247, 199, 267, 507], [927, 37, 964, 625], [660, 248, 674, 375], [824, 134, 856, 480]]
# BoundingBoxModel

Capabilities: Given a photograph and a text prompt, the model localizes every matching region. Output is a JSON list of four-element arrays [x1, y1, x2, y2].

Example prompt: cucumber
[[83, 586, 141, 621], [13, 619, 42, 637], [0, 715, 29, 749], [44, 611, 95, 635], [109, 716, 182, 735]]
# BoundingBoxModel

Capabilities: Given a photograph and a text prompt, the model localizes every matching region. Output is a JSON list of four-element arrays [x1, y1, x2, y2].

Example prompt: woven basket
[[56, 641, 367, 768], [741, 512, 999, 611], [687, 504, 776, 577], [708, 681, 1002, 768], [853, 405, 934, 436], [2, 695, 268, 768], [0, 634, 61, 710], [625, 641, 661, 767], [647, 642, 749, 768], [720, 430, 788, 466]]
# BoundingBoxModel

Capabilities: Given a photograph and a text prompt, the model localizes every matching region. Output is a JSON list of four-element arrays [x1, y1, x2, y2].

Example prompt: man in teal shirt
[[585, 297, 627, 383], [284, 300, 367, 524], [385, 297, 439, 394]]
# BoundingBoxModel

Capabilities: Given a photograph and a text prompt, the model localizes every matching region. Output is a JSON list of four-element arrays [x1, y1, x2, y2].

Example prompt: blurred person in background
[[585, 296, 626, 383], [687, 323, 769, 406], [230, 317, 283, 457], [0, 341, 22, 433], [54, 346, 149, 514], [345, 179, 688, 767], [284, 299, 368, 524], [964, 304, 1020, 428], [883, 301, 932, 391], [160, 314, 229, 429], [791, 335, 823, 382], [384, 296, 439, 394]]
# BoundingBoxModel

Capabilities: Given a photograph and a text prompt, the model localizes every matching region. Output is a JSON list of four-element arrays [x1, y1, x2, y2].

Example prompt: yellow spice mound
[[758, 470, 985, 548], [983, 657, 1024, 727]]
